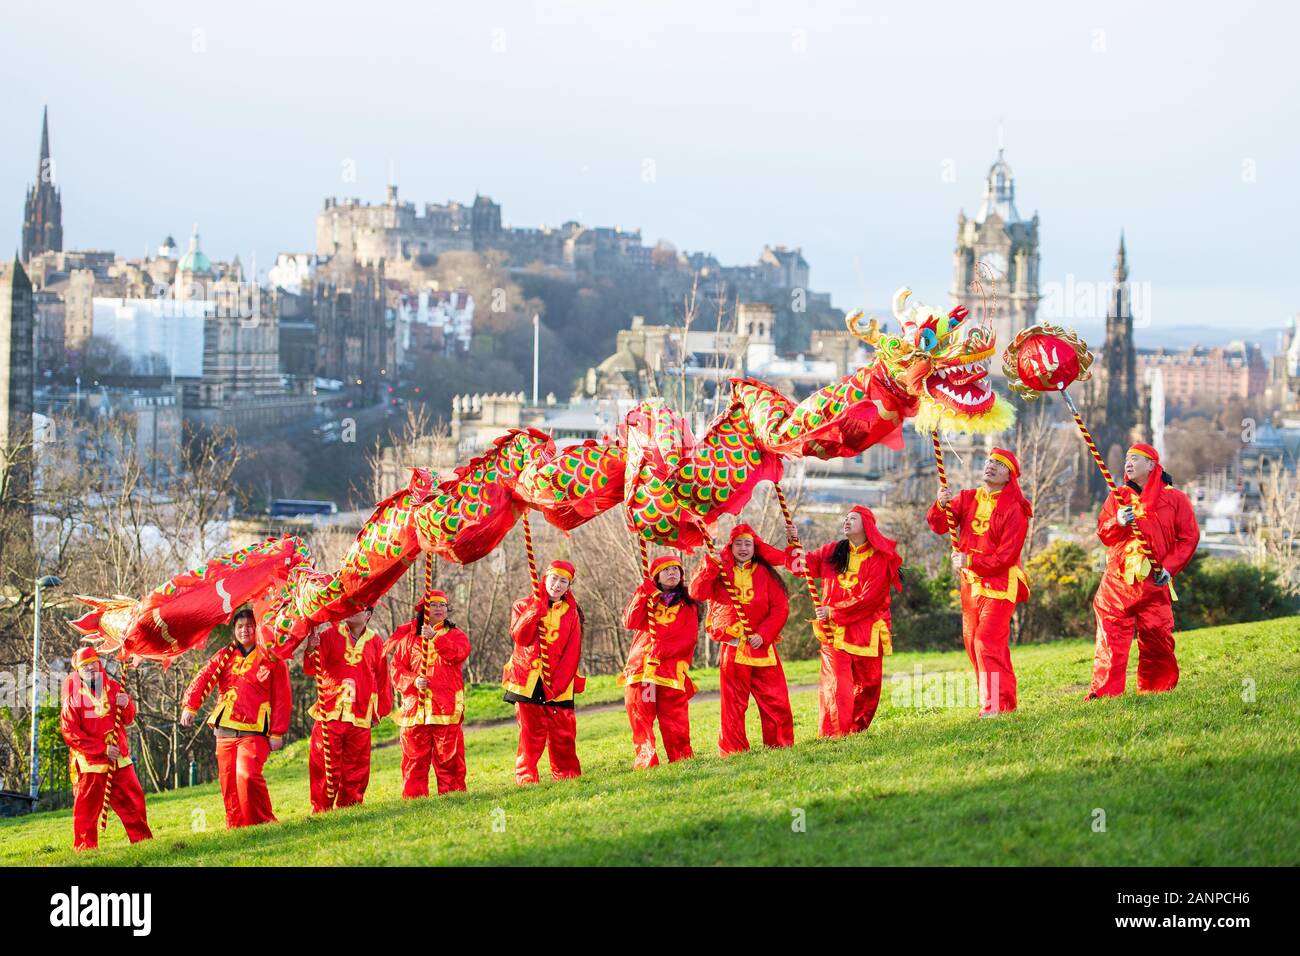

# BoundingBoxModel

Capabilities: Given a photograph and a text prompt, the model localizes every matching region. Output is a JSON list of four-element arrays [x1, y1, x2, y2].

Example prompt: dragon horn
[[845, 310, 880, 345], [892, 287, 913, 323]]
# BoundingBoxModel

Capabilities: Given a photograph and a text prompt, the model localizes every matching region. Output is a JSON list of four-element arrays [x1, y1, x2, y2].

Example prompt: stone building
[[1, 258, 34, 500], [951, 147, 1040, 353], [34, 385, 184, 486], [316, 186, 476, 264], [22, 108, 63, 263], [310, 257, 393, 400], [580, 302, 858, 405], [1139, 343, 1269, 409]]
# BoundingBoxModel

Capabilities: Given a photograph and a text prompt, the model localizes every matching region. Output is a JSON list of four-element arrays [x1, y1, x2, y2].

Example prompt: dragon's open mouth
[[923, 346, 996, 415]]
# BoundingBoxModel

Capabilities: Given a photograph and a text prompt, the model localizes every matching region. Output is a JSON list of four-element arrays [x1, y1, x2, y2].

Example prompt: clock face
[[980, 251, 1008, 278]]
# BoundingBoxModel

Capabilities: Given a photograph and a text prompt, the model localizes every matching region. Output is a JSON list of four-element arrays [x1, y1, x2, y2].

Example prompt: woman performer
[[787, 505, 902, 738], [688, 522, 793, 755], [502, 559, 586, 784], [388, 589, 472, 796], [620, 553, 700, 769]]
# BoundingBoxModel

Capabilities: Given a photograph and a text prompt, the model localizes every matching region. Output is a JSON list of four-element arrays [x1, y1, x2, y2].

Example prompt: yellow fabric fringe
[[912, 396, 1016, 436]]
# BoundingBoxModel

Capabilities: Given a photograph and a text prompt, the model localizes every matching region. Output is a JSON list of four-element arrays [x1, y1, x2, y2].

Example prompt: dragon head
[[848, 287, 1014, 435]]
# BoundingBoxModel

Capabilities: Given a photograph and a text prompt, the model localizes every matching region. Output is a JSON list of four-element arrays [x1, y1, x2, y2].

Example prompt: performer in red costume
[[788, 505, 901, 738], [689, 523, 793, 754], [927, 448, 1032, 716], [61, 646, 153, 851], [502, 559, 586, 784], [388, 590, 472, 797], [1088, 443, 1199, 698], [303, 605, 392, 812], [181, 607, 290, 828], [620, 554, 699, 769]]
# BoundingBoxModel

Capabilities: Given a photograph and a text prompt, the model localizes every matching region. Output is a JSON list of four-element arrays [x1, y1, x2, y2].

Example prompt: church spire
[[39, 105, 50, 174], [1114, 231, 1128, 283], [22, 106, 63, 261]]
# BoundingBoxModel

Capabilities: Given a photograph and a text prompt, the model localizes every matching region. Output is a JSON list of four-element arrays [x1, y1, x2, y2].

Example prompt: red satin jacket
[[1095, 483, 1200, 612], [503, 594, 586, 703], [389, 620, 472, 726], [620, 582, 700, 691], [689, 556, 789, 667], [927, 488, 1031, 604], [183, 643, 292, 740], [303, 623, 393, 728], [796, 542, 894, 657], [61, 667, 135, 776]]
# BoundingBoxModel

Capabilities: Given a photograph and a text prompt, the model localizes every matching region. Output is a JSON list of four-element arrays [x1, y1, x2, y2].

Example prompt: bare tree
[[1253, 463, 1300, 594], [1014, 400, 1079, 555]]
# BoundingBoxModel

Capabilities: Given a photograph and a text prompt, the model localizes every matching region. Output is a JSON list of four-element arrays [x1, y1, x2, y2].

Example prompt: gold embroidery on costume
[[970, 488, 999, 536]]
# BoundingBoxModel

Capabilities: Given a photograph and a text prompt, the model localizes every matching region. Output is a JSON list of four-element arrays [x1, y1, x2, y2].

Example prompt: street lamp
[[29, 575, 62, 811]]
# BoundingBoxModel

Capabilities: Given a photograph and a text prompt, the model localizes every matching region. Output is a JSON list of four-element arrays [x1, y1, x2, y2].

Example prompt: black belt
[[214, 727, 265, 739]]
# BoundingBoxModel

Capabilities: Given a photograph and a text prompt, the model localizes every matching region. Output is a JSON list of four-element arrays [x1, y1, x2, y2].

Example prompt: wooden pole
[[1057, 387, 1159, 575], [931, 431, 960, 548], [773, 483, 831, 644], [99, 659, 130, 831]]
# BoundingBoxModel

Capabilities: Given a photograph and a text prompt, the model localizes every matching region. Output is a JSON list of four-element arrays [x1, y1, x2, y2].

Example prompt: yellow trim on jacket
[[830, 618, 892, 657], [619, 656, 693, 691], [70, 751, 132, 775], [398, 689, 465, 727], [309, 689, 381, 728], [503, 659, 577, 702], [962, 564, 1030, 603], [206, 692, 272, 734]]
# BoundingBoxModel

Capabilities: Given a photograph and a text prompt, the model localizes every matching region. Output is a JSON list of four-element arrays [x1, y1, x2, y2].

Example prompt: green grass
[[4, 619, 1297, 866]]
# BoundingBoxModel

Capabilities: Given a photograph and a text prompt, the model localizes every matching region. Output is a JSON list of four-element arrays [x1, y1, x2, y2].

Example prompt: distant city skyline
[[2, 1, 1295, 334]]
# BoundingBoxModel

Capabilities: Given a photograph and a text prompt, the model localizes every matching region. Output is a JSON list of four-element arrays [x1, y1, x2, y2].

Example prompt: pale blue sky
[[2, 0, 1295, 338]]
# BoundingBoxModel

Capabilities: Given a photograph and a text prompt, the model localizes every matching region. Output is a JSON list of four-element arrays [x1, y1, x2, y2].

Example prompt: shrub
[[1174, 555, 1297, 629], [1015, 539, 1101, 644]]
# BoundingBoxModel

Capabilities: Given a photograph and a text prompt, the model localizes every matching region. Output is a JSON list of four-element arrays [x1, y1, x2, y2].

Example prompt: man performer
[[502, 559, 586, 784], [788, 505, 902, 738], [689, 523, 793, 754], [927, 447, 1032, 716], [60, 646, 153, 851], [1087, 443, 1199, 698], [303, 605, 392, 812], [620, 554, 700, 769], [181, 607, 290, 828], [388, 590, 472, 797]]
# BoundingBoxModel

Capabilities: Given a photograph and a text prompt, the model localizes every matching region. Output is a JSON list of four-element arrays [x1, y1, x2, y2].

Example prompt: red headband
[[72, 646, 99, 668], [649, 555, 682, 579], [1128, 443, 1159, 464], [989, 447, 1020, 479], [547, 560, 576, 581]]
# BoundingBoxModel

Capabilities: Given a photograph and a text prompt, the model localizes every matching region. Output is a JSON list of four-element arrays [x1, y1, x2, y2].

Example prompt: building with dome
[[951, 146, 1041, 354], [174, 224, 214, 300]]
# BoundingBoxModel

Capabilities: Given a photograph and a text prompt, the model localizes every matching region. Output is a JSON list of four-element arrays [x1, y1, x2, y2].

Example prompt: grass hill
[[2, 619, 1297, 866]]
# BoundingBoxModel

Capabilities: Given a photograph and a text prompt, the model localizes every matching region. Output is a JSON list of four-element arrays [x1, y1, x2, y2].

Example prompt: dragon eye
[[917, 328, 938, 351]]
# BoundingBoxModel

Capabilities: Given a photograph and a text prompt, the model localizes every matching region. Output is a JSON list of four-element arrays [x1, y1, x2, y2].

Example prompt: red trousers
[[718, 644, 794, 755], [71, 765, 152, 851], [624, 682, 694, 769], [400, 723, 466, 797], [309, 720, 373, 812], [216, 735, 276, 828], [1089, 587, 1179, 697], [514, 702, 580, 784], [960, 585, 1018, 715], [818, 644, 883, 738]]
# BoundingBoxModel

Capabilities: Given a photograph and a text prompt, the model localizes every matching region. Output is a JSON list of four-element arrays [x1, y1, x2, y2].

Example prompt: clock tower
[[951, 146, 1040, 359]]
